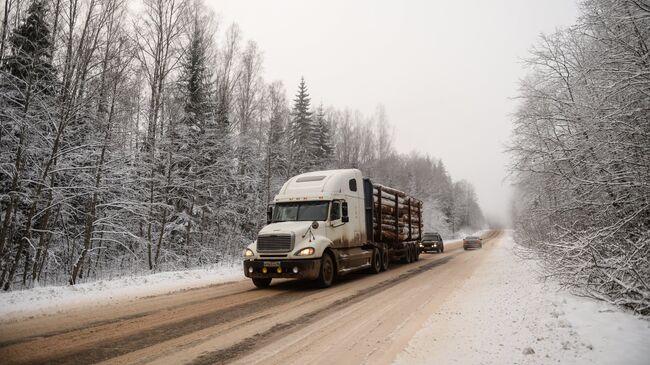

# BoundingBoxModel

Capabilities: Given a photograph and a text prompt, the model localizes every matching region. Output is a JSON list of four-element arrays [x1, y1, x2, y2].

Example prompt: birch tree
[[509, 0, 650, 314]]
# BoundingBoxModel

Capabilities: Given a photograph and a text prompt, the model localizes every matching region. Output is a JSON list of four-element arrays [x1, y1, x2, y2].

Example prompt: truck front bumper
[[243, 258, 321, 280]]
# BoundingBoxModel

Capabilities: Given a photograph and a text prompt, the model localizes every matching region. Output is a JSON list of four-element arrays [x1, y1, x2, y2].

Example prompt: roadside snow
[[0, 263, 243, 321], [393, 231, 650, 365]]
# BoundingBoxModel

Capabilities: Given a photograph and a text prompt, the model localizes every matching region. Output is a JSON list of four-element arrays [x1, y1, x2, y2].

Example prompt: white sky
[[208, 0, 580, 224]]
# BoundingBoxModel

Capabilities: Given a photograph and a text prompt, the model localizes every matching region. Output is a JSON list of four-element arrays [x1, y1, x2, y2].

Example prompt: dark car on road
[[420, 232, 444, 253], [463, 236, 482, 250]]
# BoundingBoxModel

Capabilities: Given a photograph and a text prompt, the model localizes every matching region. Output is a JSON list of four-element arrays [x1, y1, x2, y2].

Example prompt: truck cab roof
[[275, 169, 362, 203]]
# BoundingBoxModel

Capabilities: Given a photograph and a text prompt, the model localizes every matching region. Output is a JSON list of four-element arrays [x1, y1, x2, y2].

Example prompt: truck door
[[328, 200, 345, 248]]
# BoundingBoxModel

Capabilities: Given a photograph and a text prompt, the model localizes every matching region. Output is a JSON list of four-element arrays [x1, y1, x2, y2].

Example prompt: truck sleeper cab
[[243, 169, 422, 288]]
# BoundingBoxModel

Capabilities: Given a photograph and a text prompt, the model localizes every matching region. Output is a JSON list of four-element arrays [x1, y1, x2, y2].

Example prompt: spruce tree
[[0, 0, 58, 290], [314, 104, 334, 169], [289, 77, 317, 174], [3, 0, 55, 95], [168, 14, 214, 255]]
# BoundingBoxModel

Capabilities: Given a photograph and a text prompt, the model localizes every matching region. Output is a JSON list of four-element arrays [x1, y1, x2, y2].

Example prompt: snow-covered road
[[1, 231, 648, 365]]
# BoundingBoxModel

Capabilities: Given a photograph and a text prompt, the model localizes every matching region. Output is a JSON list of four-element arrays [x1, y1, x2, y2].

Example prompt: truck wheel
[[406, 245, 413, 264], [381, 247, 390, 271], [317, 253, 334, 288], [370, 248, 381, 274], [414, 245, 420, 261], [252, 278, 271, 288], [441, 244, 444, 253]]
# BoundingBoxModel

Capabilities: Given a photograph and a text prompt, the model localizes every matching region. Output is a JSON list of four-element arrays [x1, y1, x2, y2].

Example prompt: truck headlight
[[244, 248, 254, 257], [295, 247, 315, 256]]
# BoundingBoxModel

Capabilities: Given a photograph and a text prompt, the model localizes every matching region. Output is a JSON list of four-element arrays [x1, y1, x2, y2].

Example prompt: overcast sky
[[208, 0, 580, 223]]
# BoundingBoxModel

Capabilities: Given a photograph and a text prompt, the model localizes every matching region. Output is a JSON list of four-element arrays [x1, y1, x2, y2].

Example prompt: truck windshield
[[272, 201, 330, 222]]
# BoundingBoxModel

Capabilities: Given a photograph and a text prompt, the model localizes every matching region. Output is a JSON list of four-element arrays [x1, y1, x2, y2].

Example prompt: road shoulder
[[393, 231, 650, 365]]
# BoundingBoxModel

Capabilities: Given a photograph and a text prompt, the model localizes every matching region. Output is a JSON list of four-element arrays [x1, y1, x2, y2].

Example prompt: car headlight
[[419, 243, 423, 247], [244, 248, 254, 257], [295, 247, 315, 256]]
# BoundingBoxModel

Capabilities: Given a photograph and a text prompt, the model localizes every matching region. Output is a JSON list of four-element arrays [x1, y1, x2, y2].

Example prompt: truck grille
[[257, 234, 293, 252]]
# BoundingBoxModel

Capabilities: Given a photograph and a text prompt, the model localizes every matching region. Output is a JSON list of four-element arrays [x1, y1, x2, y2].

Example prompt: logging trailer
[[243, 169, 423, 288]]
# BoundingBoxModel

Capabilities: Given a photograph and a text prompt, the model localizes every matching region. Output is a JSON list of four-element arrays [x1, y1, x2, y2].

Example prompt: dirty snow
[[0, 263, 242, 321], [393, 231, 650, 365]]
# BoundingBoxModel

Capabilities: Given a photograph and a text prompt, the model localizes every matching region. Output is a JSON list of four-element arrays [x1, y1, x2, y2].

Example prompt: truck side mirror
[[342, 202, 349, 223], [266, 205, 273, 224]]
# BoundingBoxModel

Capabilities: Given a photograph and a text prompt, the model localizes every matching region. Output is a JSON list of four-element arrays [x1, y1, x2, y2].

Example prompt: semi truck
[[243, 169, 423, 288]]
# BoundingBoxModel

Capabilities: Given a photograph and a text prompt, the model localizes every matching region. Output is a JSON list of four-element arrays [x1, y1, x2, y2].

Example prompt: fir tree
[[0, 0, 58, 290], [289, 77, 317, 173], [314, 104, 334, 169], [3, 0, 55, 95], [167, 12, 215, 256], [265, 82, 290, 195]]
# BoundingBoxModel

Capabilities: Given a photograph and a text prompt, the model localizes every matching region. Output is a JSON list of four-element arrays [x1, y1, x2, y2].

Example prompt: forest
[[0, 0, 484, 290], [509, 0, 649, 314]]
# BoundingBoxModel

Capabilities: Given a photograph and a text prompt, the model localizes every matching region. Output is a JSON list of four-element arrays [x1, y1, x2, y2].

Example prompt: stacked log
[[372, 184, 423, 242]]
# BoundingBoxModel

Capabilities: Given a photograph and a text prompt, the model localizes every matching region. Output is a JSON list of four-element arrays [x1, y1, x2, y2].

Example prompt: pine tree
[[314, 104, 334, 169], [3, 0, 55, 95], [0, 0, 58, 290], [167, 10, 215, 262], [265, 81, 290, 197], [289, 77, 317, 174]]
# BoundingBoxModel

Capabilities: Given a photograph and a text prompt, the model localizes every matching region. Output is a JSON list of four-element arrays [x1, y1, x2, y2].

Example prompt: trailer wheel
[[316, 253, 335, 288], [381, 246, 390, 271], [370, 248, 381, 274], [252, 278, 272, 288]]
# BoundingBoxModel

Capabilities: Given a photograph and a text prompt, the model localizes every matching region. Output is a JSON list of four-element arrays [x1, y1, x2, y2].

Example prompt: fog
[[209, 0, 580, 224]]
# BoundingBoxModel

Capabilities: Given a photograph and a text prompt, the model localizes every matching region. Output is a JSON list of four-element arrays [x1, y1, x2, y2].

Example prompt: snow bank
[[0, 263, 243, 321], [394, 230, 650, 365]]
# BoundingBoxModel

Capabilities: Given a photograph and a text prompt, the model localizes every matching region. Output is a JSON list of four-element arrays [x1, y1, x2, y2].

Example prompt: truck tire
[[316, 253, 335, 288], [441, 244, 444, 253], [414, 245, 420, 261], [252, 278, 271, 288], [381, 246, 390, 271], [370, 248, 381, 274]]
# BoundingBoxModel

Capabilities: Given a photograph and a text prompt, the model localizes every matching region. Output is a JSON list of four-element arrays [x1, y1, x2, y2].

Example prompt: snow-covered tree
[[166, 4, 215, 263], [509, 0, 650, 314], [289, 77, 316, 174], [264, 81, 290, 198], [313, 104, 334, 169], [0, 0, 58, 290]]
